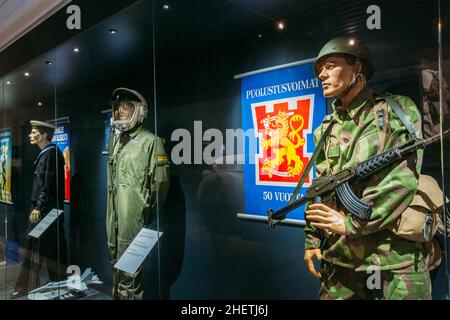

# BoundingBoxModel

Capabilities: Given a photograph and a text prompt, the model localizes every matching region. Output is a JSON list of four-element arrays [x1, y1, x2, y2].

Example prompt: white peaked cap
[[30, 120, 55, 130]]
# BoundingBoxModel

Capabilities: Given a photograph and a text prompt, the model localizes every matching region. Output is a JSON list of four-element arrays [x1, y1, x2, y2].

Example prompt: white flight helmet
[[110, 87, 149, 132]]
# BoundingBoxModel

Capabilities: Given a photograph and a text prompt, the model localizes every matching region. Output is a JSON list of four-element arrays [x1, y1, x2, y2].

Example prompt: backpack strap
[[384, 94, 417, 139]]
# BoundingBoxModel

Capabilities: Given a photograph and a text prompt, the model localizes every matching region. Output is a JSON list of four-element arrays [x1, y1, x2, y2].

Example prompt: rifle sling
[[288, 117, 336, 204]]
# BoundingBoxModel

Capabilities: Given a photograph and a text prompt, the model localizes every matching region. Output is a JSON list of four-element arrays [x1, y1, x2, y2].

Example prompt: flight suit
[[107, 125, 170, 300]]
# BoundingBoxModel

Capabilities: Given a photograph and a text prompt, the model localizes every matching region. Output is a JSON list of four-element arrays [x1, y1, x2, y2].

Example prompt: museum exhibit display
[[0, 0, 449, 301]]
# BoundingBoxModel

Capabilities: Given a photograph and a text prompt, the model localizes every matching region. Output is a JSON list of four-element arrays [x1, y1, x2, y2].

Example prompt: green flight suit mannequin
[[106, 88, 170, 300]]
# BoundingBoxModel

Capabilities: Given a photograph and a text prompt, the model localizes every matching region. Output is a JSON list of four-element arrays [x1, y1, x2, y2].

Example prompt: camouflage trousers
[[319, 262, 432, 300]]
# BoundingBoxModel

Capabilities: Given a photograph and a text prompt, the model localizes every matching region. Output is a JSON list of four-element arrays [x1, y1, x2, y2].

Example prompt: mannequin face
[[114, 102, 135, 121], [29, 128, 47, 145], [317, 55, 355, 98]]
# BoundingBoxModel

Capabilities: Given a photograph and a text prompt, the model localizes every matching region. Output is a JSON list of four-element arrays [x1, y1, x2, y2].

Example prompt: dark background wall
[[1, 0, 450, 299]]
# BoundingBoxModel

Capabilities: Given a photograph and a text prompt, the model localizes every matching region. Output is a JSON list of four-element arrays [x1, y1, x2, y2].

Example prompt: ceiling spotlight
[[24, 72, 30, 77], [37, 102, 43, 107], [258, 34, 263, 38], [73, 47, 80, 53], [46, 61, 53, 65], [277, 22, 285, 30], [109, 29, 117, 34], [159, 1, 171, 10], [6, 81, 11, 85], [349, 39, 355, 45]]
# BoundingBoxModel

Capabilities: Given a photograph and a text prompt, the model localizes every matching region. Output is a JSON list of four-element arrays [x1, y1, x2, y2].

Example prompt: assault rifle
[[267, 128, 450, 229]]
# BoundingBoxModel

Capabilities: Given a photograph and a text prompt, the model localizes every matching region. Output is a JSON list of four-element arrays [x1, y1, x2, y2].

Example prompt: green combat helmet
[[313, 37, 374, 79]]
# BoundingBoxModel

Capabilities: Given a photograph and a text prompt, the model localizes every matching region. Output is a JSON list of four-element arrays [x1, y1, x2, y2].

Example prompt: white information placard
[[114, 228, 162, 275], [28, 209, 63, 239]]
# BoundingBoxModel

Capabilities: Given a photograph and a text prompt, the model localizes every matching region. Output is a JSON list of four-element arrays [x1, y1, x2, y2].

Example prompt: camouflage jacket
[[304, 87, 427, 271]]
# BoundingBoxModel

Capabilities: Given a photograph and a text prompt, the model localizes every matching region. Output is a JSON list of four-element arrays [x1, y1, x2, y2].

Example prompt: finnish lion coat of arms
[[259, 110, 305, 178]]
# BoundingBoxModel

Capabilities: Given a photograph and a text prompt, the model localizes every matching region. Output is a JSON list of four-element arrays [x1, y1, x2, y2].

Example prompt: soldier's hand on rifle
[[29, 209, 41, 224], [304, 248, 322, 279], [306, 203, 346, 235]]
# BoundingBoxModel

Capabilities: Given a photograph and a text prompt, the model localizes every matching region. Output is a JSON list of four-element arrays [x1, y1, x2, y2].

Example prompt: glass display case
[[0, 0, 448, 300]]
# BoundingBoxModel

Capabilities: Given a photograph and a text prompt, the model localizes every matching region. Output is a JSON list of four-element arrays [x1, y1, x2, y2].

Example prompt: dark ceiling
[[1, 0, 449, 108], [0, 0, 140, 76]]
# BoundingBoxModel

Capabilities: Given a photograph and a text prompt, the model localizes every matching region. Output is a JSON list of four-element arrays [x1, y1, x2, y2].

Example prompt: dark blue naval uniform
[[15, 143, 68, 292]]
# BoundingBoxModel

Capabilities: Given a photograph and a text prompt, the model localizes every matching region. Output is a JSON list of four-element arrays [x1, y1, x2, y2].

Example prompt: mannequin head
[[316, 54, 365, 98], [110, 88, 149, 132], [314, 37, 373, 107], [29, 121, 55, 149]]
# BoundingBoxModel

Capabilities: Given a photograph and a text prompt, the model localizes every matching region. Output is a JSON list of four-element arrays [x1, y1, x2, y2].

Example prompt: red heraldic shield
[[251, 95, 314, 187]]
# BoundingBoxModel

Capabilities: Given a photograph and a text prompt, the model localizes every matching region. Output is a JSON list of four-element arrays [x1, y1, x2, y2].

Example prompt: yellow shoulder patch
[[156, 153, 169, 166]]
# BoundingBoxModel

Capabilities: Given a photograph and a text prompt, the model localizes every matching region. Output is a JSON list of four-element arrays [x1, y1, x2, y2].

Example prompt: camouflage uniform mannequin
[[107, 88, 170, 300], [304, 37, 431, 299]]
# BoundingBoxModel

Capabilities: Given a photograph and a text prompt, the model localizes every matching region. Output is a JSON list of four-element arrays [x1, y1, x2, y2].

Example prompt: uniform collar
[[40, 142, 54, 151], [125, 125, 143, 139], [34, 143, 57, 166], [332, 86, 374, 121]]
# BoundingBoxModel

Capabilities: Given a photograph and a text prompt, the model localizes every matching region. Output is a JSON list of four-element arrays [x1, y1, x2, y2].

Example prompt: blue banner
[[241, 62, 326, 223], [0, 128, 13, 204], [51, 118, 71, 203]]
